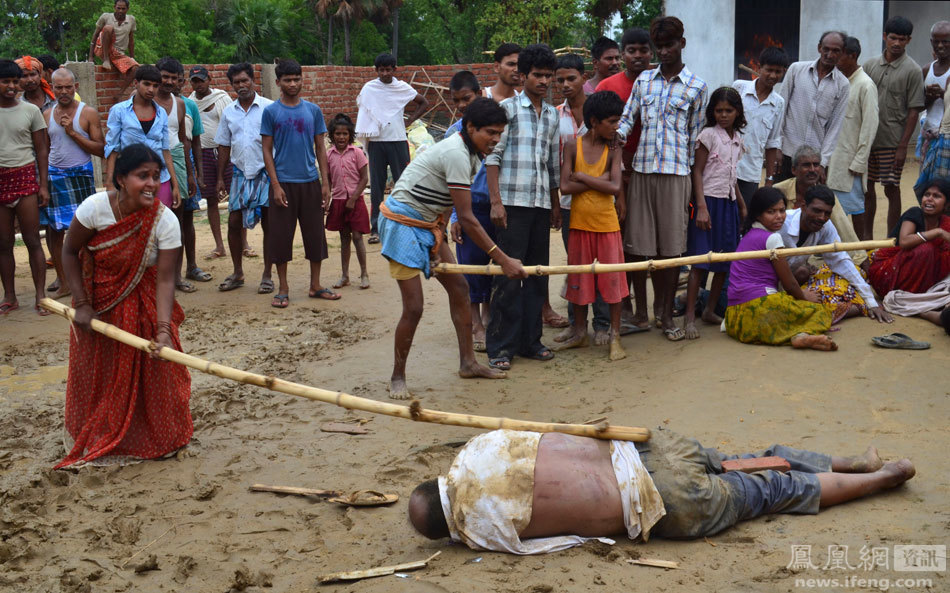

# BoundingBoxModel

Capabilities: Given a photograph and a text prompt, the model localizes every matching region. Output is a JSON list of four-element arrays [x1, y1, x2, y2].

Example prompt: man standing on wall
[[777, 31, 850, 183], [583, 37, 621, 95], [355, 53, 430, 244], [863, 16, 925, 238], [88, 0, 139, 102]]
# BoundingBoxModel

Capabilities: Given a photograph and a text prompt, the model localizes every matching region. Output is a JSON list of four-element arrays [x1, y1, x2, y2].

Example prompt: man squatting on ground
[[409, 429, 915, 554]]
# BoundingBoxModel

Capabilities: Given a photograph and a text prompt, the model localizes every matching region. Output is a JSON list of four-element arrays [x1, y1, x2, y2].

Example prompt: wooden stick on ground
[[249, 484, 342, 498], [40, 299, 650, 442], [626, 558, 679, 569], [432, 239, 894, 276], [319, 551, 441, 583]]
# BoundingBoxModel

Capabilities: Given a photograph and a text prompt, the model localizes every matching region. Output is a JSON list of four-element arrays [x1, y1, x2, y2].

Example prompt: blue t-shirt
[[260, 99, 327, 183]]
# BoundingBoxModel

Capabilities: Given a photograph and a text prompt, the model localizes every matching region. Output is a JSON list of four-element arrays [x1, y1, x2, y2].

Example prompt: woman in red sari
[[58, 143, 191, 469], [869, 178, 950, 298]]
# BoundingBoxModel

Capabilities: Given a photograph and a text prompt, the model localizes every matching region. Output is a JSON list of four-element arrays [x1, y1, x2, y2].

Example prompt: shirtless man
[[89, 0, 139, 102], [409, 429, 915, 553], [43, 69, 104, 298]]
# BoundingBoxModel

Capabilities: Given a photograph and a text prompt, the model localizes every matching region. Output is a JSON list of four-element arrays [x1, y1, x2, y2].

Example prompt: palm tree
[[376, 0, 404, 60], [335, 0, 383, 65], [314, 0, 338, 64], [586, 0, 625, 35], [222, 0, 290, 62]]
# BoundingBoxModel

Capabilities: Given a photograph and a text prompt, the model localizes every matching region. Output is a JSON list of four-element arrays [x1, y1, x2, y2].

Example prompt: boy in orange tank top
[[554, 91, 628, 360]]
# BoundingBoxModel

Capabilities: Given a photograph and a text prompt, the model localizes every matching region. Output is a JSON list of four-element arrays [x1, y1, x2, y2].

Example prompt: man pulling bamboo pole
[[39, 298, 650, 443], [432, 238, 894, 276]]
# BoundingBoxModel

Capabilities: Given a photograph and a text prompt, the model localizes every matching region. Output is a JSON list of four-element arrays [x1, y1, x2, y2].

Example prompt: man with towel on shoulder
[[355, 53, 429, 243]]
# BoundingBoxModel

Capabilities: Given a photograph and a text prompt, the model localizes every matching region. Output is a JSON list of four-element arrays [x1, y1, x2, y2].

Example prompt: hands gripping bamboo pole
[[432, 239, 894, 276], [40, 298, 649, 442]]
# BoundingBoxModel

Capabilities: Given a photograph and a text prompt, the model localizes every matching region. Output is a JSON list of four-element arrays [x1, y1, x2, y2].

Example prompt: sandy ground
[[1, 171, 948, 592]]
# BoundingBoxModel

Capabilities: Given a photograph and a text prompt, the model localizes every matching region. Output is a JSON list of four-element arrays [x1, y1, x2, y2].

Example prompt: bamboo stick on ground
[[39, 299, 650, 442], [319, 551, 441, 583], [432, 239, 894, 276]]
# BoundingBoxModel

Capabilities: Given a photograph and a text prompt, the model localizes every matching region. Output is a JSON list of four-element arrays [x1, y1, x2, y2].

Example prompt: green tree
[[218, 0, 295, 63], [477, 0, 585, 49]]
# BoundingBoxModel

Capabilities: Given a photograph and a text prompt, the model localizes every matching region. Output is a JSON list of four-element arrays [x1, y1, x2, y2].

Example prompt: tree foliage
[[0, 0, 661, 66]]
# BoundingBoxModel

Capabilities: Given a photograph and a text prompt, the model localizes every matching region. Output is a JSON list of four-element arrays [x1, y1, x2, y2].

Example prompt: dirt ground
[[1, 171, 948, 592]]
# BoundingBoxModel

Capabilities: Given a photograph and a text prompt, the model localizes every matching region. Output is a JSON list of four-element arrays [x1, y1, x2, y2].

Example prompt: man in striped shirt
[[615, 16, 708, 341]]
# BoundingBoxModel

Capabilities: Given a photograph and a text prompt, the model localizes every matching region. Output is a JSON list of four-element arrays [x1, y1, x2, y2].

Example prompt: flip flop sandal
[[35, 305, 51, 317], [664, 327, 686, 342], [871, 333, 930, 350], [186, 267, 213, 282], [328, 490, 398, 507], [46, 279, 60, 292], [367, 233, 380, 244], [243, 248, 259, 258], [0, 302, 19, 315], [218, 275, 245, 292], [488, 356, 511, 371], [522, 347, 554, 362], [258, 279, 275, 294], [543, 315, 570, 328], [309, 288, 341, 300], [204, 250, 226, 260], [176, 281, 197, 293], [271, 294, 289, 308], [619, 322, 650, 336]]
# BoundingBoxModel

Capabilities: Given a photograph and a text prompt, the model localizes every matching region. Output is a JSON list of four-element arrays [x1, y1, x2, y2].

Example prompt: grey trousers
[[367, 140, 410, 233]]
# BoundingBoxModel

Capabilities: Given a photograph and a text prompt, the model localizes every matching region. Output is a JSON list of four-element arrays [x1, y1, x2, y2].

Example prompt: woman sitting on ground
[[724, 188, 836, 351], [57, 143, 192, 469], [869, 177, 950, 298]]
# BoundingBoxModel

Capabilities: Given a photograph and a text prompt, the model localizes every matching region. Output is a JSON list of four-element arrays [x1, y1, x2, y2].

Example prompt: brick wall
[[94, 62, 499, 130]]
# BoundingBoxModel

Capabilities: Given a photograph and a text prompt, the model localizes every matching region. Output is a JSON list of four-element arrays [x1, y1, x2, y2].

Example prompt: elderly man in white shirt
[[213, 62, 274, 294], [780, 185, 892, 323]]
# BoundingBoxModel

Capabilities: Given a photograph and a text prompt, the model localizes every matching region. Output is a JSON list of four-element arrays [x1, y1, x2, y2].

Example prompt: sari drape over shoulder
[[57, 201, 192, 469]]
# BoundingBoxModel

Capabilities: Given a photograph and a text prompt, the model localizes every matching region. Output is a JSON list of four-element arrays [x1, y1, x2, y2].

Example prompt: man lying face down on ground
[[408, 429, 915, 554]]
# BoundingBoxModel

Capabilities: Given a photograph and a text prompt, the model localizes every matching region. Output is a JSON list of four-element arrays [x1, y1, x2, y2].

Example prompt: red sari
[[868, 215, 950, 297], [57, 200, 192, 469]]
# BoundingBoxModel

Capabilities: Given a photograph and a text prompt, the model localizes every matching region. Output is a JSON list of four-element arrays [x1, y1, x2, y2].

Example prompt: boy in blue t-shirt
[[261, 59, 336, 307]]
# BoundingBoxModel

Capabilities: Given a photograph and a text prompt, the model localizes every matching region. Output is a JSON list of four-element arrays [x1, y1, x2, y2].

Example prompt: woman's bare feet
[[458, 361, 507, 380], [593, 329, 610, 346], [552, 331, 589, 351], [389, 378, 412, 400], [833, 446, 884, 473], [608, 335, 626, 361], [791, 333, 838, 351]]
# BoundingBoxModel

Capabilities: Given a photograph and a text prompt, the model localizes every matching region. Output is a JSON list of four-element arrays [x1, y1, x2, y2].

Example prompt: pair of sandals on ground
[[271, 287, 341, 309]]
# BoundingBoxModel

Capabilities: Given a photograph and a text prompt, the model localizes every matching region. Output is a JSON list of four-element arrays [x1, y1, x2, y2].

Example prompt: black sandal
[[522, 347, 554, 362]]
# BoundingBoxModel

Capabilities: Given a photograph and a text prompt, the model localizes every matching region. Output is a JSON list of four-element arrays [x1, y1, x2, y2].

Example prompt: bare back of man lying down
[[408, 429, 915, 554]]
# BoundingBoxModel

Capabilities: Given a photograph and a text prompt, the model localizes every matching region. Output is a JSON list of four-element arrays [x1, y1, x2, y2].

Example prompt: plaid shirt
[[485, 93, 560, 209], [617, 66, 708, 176], [779, 60, 850, 166]]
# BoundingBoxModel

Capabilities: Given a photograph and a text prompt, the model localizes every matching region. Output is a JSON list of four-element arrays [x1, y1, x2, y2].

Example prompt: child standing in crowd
[[554, 91, 627, 361], [447, 71, 493, 352], [683, 87, 747, 340], [725, 188, 835, 351], [326, 113, 371, 290]]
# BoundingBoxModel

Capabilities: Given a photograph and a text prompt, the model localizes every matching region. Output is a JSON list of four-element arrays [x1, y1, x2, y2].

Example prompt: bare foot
[[458, 361, 507, 380], [838, 446, 884, 473], [791, 333, 838, 351], [553, 326, 575, 343], [879, 459, 916, 488], [53, 286, 72, 299], [389, 378, 412, 400], [593, 329, 610, 346], [333, 276, 350, 289], [701, 310, 723, 325], [608, 336, 626, 361], [551, 331, 589, 351], [359, 274, 370, 289], [103, 57, 113, 71], [683, 320, 700, 340]]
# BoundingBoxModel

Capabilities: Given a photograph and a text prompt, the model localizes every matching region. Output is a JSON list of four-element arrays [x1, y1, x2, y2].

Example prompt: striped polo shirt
[[388, 132, 480, 221]]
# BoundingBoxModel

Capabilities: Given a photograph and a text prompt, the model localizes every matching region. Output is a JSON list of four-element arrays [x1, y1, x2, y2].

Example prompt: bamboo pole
[[39, 299, 650, 442], [433, 239, 894, 276]]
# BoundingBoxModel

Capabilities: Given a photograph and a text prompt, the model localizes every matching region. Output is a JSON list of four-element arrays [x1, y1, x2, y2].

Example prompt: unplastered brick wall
[[94, 62, 500, 128]]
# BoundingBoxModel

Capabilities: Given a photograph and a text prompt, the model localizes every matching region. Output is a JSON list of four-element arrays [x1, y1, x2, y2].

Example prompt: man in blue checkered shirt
[[616, 16, 708, 341], [485, 44, 562, 371]]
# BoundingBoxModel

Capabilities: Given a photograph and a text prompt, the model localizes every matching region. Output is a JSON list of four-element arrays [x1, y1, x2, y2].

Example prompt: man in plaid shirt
[[616, 16, 708, 341], [485, 44, 561, 371]]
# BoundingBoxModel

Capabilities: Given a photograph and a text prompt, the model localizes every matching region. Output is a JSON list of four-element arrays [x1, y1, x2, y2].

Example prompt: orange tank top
[[569, 137, 619, 232]]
